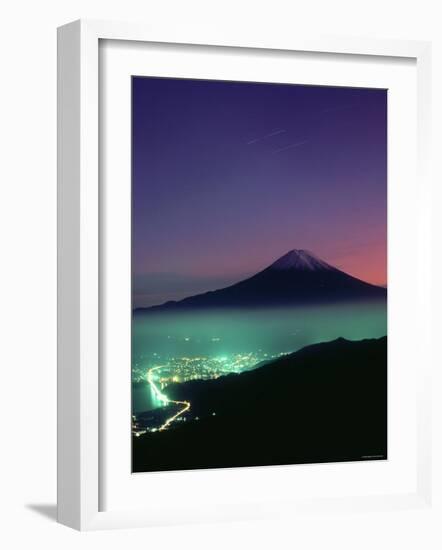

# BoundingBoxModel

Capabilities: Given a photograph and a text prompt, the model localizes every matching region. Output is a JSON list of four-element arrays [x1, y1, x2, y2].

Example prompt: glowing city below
[[132, 347, 291, 436]]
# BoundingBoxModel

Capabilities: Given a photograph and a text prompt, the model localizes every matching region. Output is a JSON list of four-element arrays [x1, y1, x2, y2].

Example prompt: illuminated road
[[147, 366, 190, 431]]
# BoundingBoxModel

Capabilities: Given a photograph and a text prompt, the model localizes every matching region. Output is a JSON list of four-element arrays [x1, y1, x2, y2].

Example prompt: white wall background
[[0, 1, 441, 548]]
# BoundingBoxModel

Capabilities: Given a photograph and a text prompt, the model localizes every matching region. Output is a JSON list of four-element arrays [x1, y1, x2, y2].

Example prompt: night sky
[[132, 77, 387, 308]]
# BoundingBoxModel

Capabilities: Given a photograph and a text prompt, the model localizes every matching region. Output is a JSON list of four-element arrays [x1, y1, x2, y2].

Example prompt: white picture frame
[[57, 19, 433, 531]]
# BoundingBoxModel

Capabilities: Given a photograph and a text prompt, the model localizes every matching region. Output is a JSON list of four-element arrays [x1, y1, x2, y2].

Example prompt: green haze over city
[[132, 302, 386, 413]]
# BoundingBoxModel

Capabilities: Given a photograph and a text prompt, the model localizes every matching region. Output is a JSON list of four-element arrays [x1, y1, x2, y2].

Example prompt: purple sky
[[132, 77, 387, 308]]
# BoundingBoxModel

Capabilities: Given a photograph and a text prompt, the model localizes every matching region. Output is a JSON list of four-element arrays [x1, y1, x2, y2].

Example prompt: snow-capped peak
[[269, 249, 335, 272]]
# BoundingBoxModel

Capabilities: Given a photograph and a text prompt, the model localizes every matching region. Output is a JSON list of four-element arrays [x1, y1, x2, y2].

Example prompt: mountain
[[133, 336, 387, 472], [136, 249, 386, 312]]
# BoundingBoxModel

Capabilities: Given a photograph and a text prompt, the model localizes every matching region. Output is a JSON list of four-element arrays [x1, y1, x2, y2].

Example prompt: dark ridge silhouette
[[135, 250, 386, 313], [133, 336, 387, 472]]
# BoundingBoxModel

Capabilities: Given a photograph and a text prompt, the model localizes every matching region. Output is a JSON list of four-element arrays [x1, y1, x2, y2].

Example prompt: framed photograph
[[57, 20, 433, 530]]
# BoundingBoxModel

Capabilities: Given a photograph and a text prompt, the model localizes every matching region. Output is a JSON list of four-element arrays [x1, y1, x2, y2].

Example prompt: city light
[[133, 349, 291, 435], [147, 365, 190, 431]]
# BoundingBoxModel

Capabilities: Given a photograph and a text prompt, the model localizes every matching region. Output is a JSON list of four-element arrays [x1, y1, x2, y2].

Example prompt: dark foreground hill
[[133, 336, 387, 472], [136, 250, 386, 312]]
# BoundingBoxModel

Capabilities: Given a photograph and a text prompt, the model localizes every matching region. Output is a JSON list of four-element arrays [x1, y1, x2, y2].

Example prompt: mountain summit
[[269, 249, 336, 272], [137, 250, 387, 312]]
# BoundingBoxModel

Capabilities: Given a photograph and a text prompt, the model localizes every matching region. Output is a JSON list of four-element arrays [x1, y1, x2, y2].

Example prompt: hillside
[[133, 336, 387, 472]]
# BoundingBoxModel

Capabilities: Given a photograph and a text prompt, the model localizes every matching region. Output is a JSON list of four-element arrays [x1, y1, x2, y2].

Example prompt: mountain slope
[[137, 249, 386, 312], [133, 336, 387, 472]]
